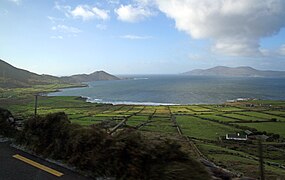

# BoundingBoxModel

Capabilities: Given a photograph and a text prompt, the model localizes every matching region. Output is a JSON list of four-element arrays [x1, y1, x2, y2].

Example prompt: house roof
[[226, 133, 247, 139], [244, 130, 253, 135]]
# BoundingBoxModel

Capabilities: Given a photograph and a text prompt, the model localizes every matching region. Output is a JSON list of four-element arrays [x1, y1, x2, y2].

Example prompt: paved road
[[0, 141, 92, 180]]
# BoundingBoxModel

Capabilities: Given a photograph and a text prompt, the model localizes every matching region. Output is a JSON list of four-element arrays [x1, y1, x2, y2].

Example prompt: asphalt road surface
[[0, 141, 92, 180]]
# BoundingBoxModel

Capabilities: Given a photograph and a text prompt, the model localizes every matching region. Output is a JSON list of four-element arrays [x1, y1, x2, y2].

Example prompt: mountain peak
[[0, 59, 120, 88]]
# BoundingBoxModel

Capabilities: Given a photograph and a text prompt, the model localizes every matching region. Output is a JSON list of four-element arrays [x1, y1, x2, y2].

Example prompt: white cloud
[[71, 5, 95, 21], [52, 25, 81, 34], [71, 5, 109, 21], [115, 4, 154, 22], [154, 0, 285, 56], [120, 34, 152, 40], [54, 2, 110, 21], [92, 7, 110, 20]]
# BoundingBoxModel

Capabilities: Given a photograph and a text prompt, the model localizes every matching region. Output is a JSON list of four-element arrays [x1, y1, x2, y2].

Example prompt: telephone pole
[[258, 139, 265, 180], [34, 94, 38, 116]]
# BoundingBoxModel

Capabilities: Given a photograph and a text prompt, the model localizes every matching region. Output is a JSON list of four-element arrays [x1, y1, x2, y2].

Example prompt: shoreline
[[85, 97, 181, 106]]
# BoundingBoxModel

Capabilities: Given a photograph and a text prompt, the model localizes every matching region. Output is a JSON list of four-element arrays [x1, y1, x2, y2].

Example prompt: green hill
[[0, 59, 120, 88], [60, 71, 120, 83], [0, 59, 60, 88]]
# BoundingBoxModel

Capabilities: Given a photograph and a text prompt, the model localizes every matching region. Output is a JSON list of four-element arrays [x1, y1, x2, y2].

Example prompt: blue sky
[[1, 0, 285, 75]]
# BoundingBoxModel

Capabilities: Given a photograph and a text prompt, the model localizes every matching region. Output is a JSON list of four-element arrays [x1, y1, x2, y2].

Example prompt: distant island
[[182, 66, 285, 77], [0, 59, 120, 88]]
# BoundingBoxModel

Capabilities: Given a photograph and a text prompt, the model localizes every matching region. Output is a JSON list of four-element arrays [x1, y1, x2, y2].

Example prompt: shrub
[[18, 112, 211, 179], [0, 108, 17, 137]]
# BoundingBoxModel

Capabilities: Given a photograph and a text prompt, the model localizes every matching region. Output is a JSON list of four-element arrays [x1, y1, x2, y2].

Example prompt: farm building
[[226, 133, 247, 141]]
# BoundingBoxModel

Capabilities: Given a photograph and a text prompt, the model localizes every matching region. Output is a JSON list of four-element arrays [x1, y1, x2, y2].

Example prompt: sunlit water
[[48, 75, 285, 105]]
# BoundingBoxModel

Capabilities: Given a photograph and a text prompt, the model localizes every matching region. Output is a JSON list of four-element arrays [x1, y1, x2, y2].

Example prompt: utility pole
[[34, 94, 38, 116], [258, 139, 265, 180]]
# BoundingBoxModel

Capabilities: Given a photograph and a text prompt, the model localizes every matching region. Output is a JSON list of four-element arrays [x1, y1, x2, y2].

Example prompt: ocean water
[[48, 75, 285, 105]]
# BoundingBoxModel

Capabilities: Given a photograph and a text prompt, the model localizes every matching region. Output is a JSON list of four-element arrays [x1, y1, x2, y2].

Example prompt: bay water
[[48, 75, 285, 105]]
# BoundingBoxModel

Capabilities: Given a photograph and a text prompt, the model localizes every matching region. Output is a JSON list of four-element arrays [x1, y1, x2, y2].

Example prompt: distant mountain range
[[0, 59, 120, 88], [182, 66, 285, 77]]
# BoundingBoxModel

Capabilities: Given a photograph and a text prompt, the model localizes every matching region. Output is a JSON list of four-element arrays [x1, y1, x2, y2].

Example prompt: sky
[[1, 0, 285, 76]]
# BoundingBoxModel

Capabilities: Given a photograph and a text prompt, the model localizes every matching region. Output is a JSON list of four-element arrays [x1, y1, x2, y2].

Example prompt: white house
[[226, 133, 247, 141]]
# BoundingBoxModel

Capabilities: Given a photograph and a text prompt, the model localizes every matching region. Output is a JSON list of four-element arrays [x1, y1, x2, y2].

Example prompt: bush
[[18, 112, 211, 179], [0, 108, 17, 137]]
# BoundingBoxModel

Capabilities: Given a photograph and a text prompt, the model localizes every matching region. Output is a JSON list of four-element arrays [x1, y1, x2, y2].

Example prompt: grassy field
[[236, 111, 285, 122], [1, 85, 285, 178], [176, 116, 239, 140], [236, 122, 285, 137]]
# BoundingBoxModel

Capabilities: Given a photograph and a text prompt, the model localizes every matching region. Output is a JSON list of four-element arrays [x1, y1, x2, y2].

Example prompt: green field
[[197, 114, 238, 123], [236, 111, 285, 122], [236, 122, 285, 137], [1, 86, 285, 178], [176, 116, 240, 140], [222, 113, 267, 121]]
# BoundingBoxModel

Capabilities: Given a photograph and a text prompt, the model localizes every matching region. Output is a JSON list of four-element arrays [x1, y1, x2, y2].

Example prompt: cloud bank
[[154, 0, 285, 56], [53, 0, 285, 57]]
